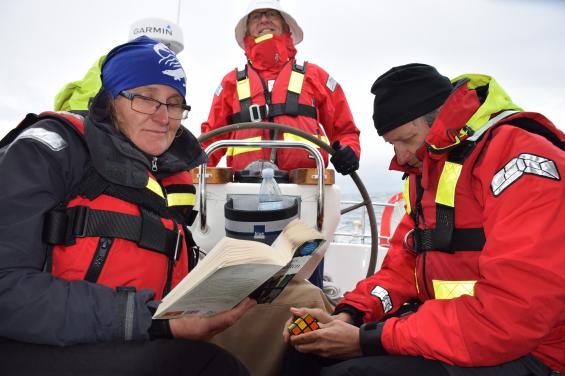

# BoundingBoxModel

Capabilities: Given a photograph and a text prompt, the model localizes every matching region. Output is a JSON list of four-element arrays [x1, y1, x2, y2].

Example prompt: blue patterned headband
[[101, 35, 186, 98]]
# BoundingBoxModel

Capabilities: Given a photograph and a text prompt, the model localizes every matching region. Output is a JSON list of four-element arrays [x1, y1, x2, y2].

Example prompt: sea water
[[333, 192, 396, 244]]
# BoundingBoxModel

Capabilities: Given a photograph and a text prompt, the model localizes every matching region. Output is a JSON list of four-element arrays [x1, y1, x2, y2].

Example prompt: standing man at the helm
[[201, 0, 361, 175], [54, 18, 184, 111]]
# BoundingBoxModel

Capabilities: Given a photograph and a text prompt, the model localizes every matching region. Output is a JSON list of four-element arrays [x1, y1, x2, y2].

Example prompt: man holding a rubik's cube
[[287, 314, 320, 336]]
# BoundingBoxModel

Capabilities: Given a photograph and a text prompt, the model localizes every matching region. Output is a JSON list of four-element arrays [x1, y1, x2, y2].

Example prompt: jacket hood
[[425, 74, 523, 153], [83, 89, 206, 188], [388, 74, 523, 174]]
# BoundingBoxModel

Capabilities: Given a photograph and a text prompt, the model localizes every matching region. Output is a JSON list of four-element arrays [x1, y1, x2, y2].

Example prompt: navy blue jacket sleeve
[[0, 119, 154, 345]]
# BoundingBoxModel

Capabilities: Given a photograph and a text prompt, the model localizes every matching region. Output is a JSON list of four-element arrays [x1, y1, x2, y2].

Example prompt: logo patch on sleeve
[[214, 83, 223, 97], [370, 285, 392, 314], [14, 127, 67, 151], [491, 153, 560, 196], [326, 76, 337, 92]]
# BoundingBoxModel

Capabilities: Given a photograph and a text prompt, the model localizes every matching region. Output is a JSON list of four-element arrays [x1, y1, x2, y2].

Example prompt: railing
[[333, 200, 396, 246]]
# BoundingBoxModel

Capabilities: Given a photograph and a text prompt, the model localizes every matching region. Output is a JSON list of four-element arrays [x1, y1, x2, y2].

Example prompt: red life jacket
[[26, 112, 197, 300], [224, 60, 330, 171]]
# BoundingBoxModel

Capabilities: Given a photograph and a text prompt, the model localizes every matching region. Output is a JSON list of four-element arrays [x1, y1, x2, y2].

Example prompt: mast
[[177, 0, 182, 24]]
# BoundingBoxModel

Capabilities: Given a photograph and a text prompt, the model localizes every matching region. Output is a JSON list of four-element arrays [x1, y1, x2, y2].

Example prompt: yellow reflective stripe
[[282, 133, 328, 147], [450, 74, 523, 134], [288, 70, 305, 93], [404, 179, 411, 215], [414, 268, 420, 294], [436, 161, 462, 207], [146, 177, 164, 198], [167, 192, 195, 207], [226, 136, 262, 157], [236, 78, 251, 100], [255, 34, 273, 43], [432, 280, 476, 299]]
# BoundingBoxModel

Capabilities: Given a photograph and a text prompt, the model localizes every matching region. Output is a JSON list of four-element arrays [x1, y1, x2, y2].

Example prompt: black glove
[[330, 140, 359, 175]]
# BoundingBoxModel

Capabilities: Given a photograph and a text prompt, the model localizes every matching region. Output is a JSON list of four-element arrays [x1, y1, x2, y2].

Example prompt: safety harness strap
[[43, 206, 182, 261], [412, 227, 486, 253], [229, 102, 317, 123], [229, 61, 317, 124], [235, 66, 253, 123]]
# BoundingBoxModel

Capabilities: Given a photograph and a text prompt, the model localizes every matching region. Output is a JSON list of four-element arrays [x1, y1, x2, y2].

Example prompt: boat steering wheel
[[198, 122, 379, 278]]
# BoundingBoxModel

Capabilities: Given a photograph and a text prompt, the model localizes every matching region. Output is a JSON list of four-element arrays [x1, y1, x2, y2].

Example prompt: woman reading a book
[[0, 36, 254, 375]]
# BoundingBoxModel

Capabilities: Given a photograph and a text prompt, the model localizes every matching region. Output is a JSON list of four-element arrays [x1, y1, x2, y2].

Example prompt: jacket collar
[[425, 74, 522, 154], [389, 74, 522, 173]]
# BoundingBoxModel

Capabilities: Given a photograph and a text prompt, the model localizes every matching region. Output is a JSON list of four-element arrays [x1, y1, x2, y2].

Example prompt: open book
[[153, 219, 325, 319]]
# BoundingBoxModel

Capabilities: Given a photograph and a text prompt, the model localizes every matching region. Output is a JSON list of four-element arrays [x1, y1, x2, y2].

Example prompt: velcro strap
[[229, 103, 317, 123], [433, 204, 454, 250], [43, 206, 181, 260], [413, 228, 435, 252], [411, 227, 485, 253], [115, 286, 136, 342]]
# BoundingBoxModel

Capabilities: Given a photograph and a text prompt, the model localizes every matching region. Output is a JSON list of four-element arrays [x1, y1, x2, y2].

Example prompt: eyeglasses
[[119, 91, 191, 120], [248, 10, 282, 23]]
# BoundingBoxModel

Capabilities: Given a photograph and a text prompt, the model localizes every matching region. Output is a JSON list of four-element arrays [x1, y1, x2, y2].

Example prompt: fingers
[[282, 315, 294, 343], [290, 307, 333, 324], [234, 297, 257, 315], [289, 329, 321, 354], [207, 298, 257, 335]]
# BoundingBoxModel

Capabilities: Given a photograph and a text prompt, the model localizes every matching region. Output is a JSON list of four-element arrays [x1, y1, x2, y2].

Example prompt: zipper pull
[[151, 156, 158, 172]]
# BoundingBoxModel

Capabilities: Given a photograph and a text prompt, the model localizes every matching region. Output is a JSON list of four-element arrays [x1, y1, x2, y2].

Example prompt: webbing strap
[[230, 61, 315, 124], [43, 206, 181, 261], [411, 227, 486, 253], [229, 102, 317, 123]]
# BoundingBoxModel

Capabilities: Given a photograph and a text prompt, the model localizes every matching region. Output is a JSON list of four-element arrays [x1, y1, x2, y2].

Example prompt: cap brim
[[234, 10, 303, 49]]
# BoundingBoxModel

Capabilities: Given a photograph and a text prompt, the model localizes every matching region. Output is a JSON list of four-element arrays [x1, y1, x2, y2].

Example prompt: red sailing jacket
[[201, 35, 360, 172], [36, 112, 196, 300], [338, 79, 565, 371]]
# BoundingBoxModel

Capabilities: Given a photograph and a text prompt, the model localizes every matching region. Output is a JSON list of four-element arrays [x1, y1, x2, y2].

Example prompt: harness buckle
[[249, 104, 262, 122], [403, 228, 415, 251], [72, 206, 90, 238]]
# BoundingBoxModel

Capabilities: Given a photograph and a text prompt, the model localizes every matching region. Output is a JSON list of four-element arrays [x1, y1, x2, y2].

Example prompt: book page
[[160, 237, 283, 306], [271, 219, 325, 255], [250, 255, 312, 304], [154, 219, 326, 319], [250, 238, 325, 304], [154, 263, 282, 318]]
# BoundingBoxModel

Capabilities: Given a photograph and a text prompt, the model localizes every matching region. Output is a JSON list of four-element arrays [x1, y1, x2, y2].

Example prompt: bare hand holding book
[[153, 219, 325, 319]]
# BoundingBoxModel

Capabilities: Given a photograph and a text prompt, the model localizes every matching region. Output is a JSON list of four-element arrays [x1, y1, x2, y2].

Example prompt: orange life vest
[[31, 112, 197, 300]]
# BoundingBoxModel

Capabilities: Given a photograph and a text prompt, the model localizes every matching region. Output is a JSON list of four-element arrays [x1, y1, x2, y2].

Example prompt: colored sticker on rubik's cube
[[288, 313, 320, 335]]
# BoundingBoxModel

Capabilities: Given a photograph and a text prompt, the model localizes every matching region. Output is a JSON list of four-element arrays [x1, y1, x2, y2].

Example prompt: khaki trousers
[[210, 279, 334, 376]]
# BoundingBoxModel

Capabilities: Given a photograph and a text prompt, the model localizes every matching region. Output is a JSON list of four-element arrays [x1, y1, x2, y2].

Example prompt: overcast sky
[[1, 0, 564, 194]]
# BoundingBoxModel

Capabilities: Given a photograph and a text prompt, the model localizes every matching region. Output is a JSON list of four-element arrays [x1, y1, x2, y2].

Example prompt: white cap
[[234, 0, 303, 49], [129, 18, 184, 54]]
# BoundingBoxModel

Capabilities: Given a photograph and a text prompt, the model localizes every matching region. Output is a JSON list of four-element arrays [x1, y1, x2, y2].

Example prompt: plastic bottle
[[258, 168, 284, 211]]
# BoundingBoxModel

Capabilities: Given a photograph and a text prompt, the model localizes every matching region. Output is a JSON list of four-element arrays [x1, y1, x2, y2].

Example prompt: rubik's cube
[[288, 313, 320, 336]]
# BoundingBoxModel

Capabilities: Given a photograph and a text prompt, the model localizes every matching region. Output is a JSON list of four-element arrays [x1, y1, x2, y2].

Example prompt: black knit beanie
[[370, 63, 453, 136]]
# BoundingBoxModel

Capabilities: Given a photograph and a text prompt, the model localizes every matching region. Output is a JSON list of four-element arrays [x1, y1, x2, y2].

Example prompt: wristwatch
[[359, 321, 386, 356]]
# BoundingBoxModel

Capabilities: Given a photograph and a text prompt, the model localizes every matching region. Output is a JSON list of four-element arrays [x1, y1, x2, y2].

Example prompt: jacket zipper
[[414, 175, 433, 299], [84, 237, 114, 283], [151, 156, 158, 172]]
